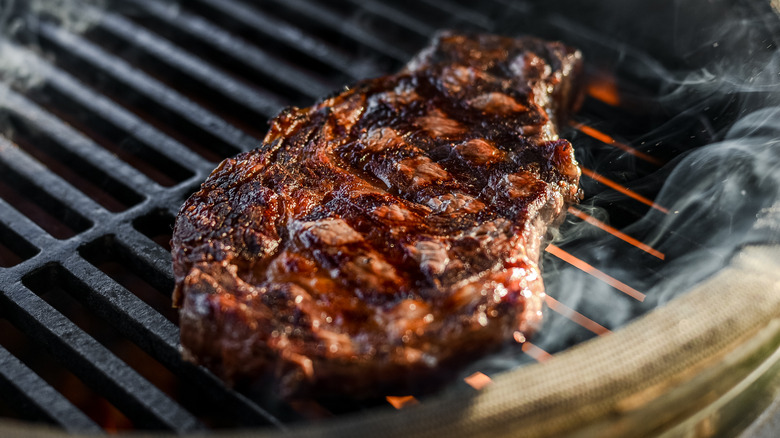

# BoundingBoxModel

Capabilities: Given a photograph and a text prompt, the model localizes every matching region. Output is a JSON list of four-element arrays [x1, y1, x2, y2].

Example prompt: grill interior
[[0, 0, 777, 433]]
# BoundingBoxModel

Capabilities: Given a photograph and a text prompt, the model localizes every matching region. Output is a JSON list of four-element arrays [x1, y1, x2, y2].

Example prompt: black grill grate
[[0, 0, 777, 433]]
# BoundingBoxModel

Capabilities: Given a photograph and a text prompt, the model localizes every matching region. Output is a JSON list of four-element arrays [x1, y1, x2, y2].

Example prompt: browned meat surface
[[171, 32, 583, 398]]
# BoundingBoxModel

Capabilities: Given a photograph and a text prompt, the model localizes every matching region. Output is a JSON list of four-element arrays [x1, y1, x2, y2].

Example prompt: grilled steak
[[171, 32, 583, 398]]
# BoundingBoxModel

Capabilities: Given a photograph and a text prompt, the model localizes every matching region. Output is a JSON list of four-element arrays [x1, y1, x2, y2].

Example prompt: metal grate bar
[[1, 283, 203, 432], [546, 245, 647, 302], [112, 227, 175, 292], [418, 0, 494, 29], [177, 364, 290, 430], [566, 206, 665, 260], [267, 0, 411, 61], [0, 83, 158, 200], [543, 14, 676, 93], [0, 345, 101, 433], [0, 193, 55, 253], [24, 50, 213, 176], [297, 0, 492, 53], [486, 0, 533, 12], [581, 167, 668, 214], [0, 221, 39, 268], [0, 138, 105, 225], [71, 231, 287, 429], [342, 0, 436, 37], [37, 21, 258, 154], [543, 295, 610, 336], [63, 254, 181, 364], [193, 0, 383, 79], [126, 0, 335, 99], [571, 122, 664, 166], [96, 10, 288, 118]]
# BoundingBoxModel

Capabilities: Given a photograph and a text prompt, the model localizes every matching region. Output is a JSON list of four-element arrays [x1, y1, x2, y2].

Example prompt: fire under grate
[[0, 0, 778, 433]]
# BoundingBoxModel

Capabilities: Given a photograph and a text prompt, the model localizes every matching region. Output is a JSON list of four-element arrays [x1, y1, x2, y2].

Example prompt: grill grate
[[0, 0, 776, 433]]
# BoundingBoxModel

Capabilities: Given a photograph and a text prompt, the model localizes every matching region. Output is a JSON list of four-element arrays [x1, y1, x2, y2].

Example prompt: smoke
[[0, 0, 776, 400], [448, 0, 780, 380], [640, 107, 780, 305], [537, 2, 780, 352], [544, 105, 780, 337], [0, 0, 105, 90]]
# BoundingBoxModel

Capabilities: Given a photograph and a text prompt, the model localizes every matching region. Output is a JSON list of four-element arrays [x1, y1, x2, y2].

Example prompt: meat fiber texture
[[171, 32, 583, 398]]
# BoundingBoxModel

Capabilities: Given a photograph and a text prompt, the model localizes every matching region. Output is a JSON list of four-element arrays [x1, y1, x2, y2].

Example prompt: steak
[[171, 32, 583, 398]]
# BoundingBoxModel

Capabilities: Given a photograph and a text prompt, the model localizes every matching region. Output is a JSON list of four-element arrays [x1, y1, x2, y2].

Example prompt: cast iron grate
[[0, 0, 776, 433]]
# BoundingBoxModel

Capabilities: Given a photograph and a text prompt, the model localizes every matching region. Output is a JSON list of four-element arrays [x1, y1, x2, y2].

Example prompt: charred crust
[[171, 33, 582, 398]]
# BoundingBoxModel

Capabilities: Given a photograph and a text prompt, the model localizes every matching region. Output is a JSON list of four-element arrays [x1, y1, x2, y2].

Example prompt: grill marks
[[308, 79, 558, 296], [0, 0, 672, 431], [334, 78, 556, 215], [171, 33, 584, 399]]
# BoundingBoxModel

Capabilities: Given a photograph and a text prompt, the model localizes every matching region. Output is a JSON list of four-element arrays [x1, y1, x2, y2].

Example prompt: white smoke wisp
[[456, 2, 780, 379], [538, 101, 780, 351], [0, 0, 105, 91], [0, 0, 42, 91], [28, 0, 106, 34], [467, 109, 780, 382], [639, 107, 780, 306]]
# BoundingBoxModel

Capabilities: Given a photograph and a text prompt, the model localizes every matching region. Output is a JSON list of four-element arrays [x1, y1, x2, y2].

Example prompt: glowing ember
[[546, 245, 647, 302], [586, 74, 620, 107], [386, 395, 419, 409], [520, 342, 553, 362], [572, 122, 664, 166], [567, 206, 665, 260], [544, 295, 611, 336], [581, 167, 670, 214], [464, 372, 492, 390]]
